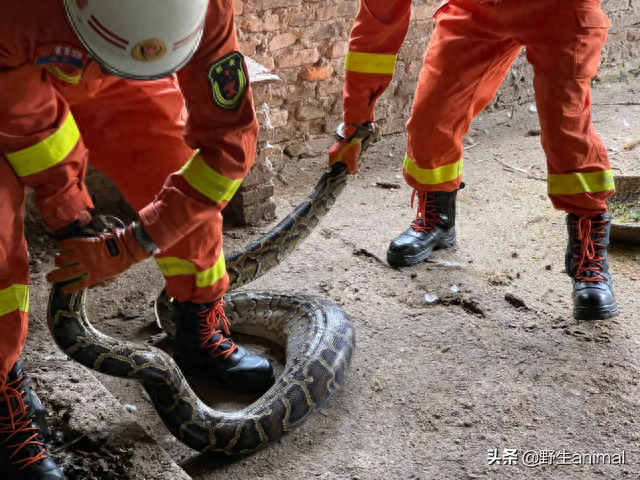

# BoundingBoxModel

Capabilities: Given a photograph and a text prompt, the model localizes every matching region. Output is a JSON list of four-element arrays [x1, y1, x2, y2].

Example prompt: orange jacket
[[0, 0, 257, 251]]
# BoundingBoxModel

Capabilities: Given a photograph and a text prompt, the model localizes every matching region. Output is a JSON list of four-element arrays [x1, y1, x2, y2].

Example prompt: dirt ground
[[22, 76, 640, 480]]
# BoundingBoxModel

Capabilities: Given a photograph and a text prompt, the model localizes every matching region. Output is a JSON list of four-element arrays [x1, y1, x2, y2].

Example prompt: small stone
[[124, 404, 138, 413], [424, 293, 439, 304], [529, 104, 537, 113], [284, 143, 315, 158], [450, 285, 459, 293]]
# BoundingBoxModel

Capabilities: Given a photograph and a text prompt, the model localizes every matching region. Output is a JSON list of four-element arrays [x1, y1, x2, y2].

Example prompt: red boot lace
[[410, 190, 442, 233], [573, 217, 607, 283], [198, 299, 238, 359], [0, 377, 48, 469]]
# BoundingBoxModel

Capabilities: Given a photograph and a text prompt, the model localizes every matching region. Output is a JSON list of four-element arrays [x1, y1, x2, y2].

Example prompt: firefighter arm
[[343, 0, 412, 124], [0, 64, 93, 231], [137, 0, 257, 252]]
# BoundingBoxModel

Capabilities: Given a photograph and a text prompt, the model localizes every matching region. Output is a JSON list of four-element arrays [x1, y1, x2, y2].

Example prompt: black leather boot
[[0, 361, 66, 480], [566, 213, 619, 320], [387, 185, 463, 266], [155, 290, 275, 395]]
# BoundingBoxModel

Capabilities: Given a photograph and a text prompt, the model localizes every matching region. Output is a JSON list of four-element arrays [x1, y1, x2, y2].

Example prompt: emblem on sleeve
[[207, 52, 248, 110]]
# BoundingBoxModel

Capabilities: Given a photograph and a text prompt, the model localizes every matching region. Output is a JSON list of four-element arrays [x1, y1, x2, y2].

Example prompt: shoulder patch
[[207, 52, 248, 111], [34, 44, 88, 69], [34, 44, 89, 85]]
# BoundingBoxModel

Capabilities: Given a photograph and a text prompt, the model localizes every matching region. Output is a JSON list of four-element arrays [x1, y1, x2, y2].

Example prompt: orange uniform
[[0, 0, 257, 381], [343, 0, 615, 215]]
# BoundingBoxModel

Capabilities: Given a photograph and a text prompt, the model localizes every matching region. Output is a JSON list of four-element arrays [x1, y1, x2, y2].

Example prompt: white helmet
[[63, 0, 208, 80]]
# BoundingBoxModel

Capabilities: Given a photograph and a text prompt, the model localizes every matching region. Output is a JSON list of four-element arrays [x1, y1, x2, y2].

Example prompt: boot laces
[[198, 299, 238, 359], [0, 377, 48, 469], [410, 190, 442, 233], [573, 217, 607, 283]]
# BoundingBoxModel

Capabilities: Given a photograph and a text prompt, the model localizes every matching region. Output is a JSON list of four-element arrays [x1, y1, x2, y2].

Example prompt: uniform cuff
[[40, 184, 94, 232], [138, 201, 184, 253]]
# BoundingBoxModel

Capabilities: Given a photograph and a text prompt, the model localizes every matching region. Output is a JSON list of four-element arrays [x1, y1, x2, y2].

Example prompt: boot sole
[[386, 234, 456, 267], [573, 303, 620, 321]]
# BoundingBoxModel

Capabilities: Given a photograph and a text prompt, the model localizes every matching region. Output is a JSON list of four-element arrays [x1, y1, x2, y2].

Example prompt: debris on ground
[[504, 292, 529, 309]]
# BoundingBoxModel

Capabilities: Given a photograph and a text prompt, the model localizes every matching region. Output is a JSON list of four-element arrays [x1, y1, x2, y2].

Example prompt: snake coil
[[47, 162, 356, 454]]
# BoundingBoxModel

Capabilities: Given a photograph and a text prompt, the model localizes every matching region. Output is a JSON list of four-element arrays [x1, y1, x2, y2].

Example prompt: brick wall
[[235, 0, 640, 179]]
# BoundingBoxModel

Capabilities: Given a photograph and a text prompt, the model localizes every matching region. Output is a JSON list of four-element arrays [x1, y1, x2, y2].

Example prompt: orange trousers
[[0, 74, 226, 382], [403, 0, 614, 217]]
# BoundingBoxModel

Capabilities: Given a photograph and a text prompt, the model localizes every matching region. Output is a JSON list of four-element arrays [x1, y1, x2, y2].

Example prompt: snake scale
[[47, 161, 357, 455]]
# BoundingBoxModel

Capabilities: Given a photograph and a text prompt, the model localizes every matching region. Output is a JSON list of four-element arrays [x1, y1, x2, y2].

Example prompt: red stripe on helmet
[[173, 21, 203, 50], [89, 15, 130, 45], [88, 19, 127, 50]]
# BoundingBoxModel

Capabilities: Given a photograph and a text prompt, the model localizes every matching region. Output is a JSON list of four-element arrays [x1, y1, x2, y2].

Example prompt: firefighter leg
[[0, 160, 65, 478], [70, 76, 273, 393], [525, 3, 617, 319], [388, 2, 522, 266], [0, 160, 29, 384]]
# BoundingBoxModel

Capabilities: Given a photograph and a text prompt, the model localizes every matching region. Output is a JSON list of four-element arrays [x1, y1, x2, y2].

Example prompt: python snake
[[47, 161, 357, 455]]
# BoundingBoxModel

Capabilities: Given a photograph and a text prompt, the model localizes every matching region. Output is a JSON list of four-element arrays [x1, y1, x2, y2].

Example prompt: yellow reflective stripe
[[0, 285, 29, 317], [156, 253, 226, 288], [156, 257, 198, 276], [403, 155, 463, 185], [46, 67, 82, 85], [548, 170, 615, 195], [194, 254, 227, 288], [6, 113, 80, 177], [344, 51, 397, 75], [181, 153, 243, 204]]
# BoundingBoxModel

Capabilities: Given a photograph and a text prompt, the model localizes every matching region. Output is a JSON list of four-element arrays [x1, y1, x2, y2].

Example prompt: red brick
[[270, 108, 289, 128], [270, 32, 297, 51], [251, 84, 272, 104], [271, 82, 316, 102], [275, 48, 320, 68], [323, 41, 346, 59], [242, 0, 303, 13], [272, 124, 305, 143], [302, 21, 345, 45], [297, 102, 328, 120], [288, 11, 313, 27], [251, 53, 276, 70], [240, 14, 281, 32], [316, 77, 343, 97], [300, 64, 334, 81], [238, 39, 261, 56], [316, 5, 338, 21]]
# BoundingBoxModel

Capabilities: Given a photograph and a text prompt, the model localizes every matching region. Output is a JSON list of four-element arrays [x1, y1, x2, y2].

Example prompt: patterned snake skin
[[47, 161, 357, 454]]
